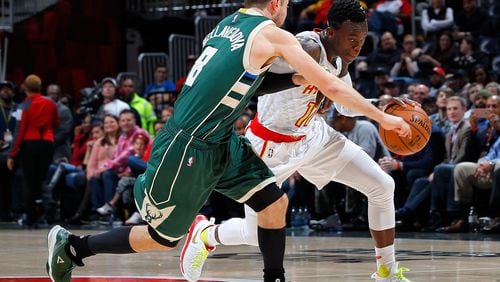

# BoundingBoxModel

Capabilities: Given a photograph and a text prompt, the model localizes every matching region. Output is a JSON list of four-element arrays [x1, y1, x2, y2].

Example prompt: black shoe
[[436, 219, 467, 233], [421, 211, 444, 232], [482, 219, 500, 234]]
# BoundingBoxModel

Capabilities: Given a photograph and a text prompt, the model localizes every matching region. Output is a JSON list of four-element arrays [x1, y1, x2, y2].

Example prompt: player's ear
[[325, 26, 336, 38]]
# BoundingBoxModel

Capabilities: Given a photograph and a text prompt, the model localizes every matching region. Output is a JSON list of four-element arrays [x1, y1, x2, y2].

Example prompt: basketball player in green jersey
[[46, 1, 410, 282]]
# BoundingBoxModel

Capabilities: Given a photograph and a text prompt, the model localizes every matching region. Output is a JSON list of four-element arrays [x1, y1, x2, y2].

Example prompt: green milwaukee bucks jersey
[[172, 9, 274, 142]]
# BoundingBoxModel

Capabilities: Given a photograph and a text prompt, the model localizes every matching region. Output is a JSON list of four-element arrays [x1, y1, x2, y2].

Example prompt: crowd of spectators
[[0, 0, 498, 234]]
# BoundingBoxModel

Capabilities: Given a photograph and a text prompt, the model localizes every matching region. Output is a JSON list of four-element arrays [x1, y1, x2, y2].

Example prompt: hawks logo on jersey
[[302, 84, 318, 95]]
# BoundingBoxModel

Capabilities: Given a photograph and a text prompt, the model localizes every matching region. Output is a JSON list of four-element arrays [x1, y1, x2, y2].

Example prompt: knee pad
[[147, 225, 179, 248], [245, 183, 285, 212]]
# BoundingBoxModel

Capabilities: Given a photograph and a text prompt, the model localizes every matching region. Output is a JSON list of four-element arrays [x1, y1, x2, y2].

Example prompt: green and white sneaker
[[46, 225, 76, 282], [372, 262, 411, 282]]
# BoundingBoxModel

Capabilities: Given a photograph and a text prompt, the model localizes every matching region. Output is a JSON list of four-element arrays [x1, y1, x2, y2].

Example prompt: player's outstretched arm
[[261, 27, 410, 137]]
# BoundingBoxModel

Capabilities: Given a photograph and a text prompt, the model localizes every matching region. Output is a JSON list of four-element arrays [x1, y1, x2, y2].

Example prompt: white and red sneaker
[[180, 215, 215, 282]]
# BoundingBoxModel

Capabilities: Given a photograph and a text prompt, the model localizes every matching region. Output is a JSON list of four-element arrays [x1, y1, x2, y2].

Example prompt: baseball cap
[[0, 81, 15, 89], [375, 67, 387, 76], [475, 89, 491, 99], [432, 66, 446, 77], [101, 77, 117, 87]]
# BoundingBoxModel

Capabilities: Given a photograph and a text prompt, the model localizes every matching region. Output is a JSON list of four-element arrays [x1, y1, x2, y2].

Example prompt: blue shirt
[[481, 137, 500, 163], [145, 80, 176, 98]]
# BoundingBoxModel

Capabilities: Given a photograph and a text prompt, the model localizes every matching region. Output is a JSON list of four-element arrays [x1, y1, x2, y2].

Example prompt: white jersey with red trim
[[256, 31, 352, 136]]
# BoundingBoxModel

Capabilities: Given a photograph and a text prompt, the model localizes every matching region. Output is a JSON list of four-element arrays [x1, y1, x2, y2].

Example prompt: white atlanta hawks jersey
[[256, 31, 354, 136]]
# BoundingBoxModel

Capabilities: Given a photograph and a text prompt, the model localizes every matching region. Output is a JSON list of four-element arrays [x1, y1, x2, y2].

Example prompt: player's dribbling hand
[[380, 113, 412, 138]]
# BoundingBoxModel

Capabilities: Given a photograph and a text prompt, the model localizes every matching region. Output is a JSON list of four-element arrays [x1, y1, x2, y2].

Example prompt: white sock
[[375, 244, 395, 271]]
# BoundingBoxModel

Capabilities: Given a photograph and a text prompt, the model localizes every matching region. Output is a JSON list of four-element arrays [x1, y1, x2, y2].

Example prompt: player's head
[[245, 0, 289, 27], [323, 0, 367, 64]]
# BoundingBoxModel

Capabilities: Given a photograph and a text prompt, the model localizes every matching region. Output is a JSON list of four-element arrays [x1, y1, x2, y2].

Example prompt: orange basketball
[[379, 104, 432, 156]]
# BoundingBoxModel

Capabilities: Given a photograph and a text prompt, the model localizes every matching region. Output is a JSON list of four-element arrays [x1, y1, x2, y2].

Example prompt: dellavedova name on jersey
[[203, 25, 245, 51]]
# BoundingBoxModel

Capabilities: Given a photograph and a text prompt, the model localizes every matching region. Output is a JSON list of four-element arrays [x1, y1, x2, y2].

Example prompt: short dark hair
[[327, 0, 366, 29], [155, 63, 167, 71]]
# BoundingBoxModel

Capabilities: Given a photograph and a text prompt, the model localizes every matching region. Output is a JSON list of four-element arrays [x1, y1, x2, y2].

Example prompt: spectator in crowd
[[94, 109, 149, 213], [153, 120, 165, 136], [453, 95, 499, 233], [464, 82, 483, 108], [46, 84, 73, 163], [429, 66, 446, 97], [486, 82, 500, 96], [454, 0, 493, 39], [145, 64, 176, 115], [429, 87, 454, 134], [424, 31, 458, 73], [296, 0, 333, 32], [377, 94, 393, 111], [160, 105, 174, 122], [66, 121, 105, 224], [409, 83, 429, 105], [446, 69, 469, 94], [390, 34, 418, 78], [469, 94, 499, 156], [70, 114, 93, 169], [368, 0, 412, 36], [452, 36, 489, 75], [364, 31, 402, 76], [382, 79, 401, 97], [7, 74, 59, 227], [396, 96, 476, 231], [454, 137, 499, 233], [97, 77, 130, 119], [86, 114, 120, 217], [420, 0, 454, 41], [470, 65, 489, 86], [120, 77, 157, 136], [96, 133, 150, 219], [0, 81, 17, 221], [425, 96, 480, 231], [464, 88, 490, 119]]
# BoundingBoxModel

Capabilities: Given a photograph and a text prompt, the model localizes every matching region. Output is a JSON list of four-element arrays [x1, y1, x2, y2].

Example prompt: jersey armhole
[[242, 20, 275, 76]]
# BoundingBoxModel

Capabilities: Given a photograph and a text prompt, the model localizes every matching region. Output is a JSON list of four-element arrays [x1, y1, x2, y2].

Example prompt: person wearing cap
[[464, 88, 491, 120], [428, 66, 446, 97], [97, 77, 130, 119], [0, 80, 18, 221], [382, 79, 401, 97], [0, 81, 17, 150], [7, 74, 60, 227]]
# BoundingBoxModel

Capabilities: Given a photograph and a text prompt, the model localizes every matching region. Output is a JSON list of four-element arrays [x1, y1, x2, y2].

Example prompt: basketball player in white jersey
[[181, 1, 411, 281]]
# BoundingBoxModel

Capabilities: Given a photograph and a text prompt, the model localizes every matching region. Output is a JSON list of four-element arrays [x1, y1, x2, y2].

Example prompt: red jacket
[[10, 93, 60, 157]]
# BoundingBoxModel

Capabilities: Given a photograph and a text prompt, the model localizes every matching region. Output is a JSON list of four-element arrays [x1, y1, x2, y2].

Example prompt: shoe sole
[[179, 215, 208, 277], [47, 225, 63, 282]]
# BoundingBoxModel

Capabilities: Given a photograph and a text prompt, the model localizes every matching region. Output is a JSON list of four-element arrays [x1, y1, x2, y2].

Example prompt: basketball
[[379, 103, 432, 156]]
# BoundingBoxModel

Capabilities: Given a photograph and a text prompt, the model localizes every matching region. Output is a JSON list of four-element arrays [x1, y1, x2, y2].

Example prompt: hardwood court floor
[[1, 228, 500, 282]]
